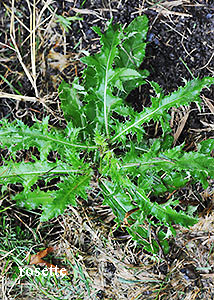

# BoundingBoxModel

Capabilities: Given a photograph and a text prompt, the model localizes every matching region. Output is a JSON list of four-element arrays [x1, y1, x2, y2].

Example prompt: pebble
[[206, 13, 213, 19]]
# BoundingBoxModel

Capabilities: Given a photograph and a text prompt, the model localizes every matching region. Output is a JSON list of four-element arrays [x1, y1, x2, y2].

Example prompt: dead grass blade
[[173, 107, 190, 144], [0, 92, 38, 102], [133, 0, 192, 17], [10, 0, 38, 97], [203, 96, 214, 114]]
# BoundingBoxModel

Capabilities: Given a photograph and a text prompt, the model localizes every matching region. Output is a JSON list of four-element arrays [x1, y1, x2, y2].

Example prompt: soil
[[1, 0, 214, 299]]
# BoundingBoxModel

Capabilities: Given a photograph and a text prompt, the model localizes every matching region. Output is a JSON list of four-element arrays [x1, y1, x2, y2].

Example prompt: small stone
[[206, 13, 213, 19]]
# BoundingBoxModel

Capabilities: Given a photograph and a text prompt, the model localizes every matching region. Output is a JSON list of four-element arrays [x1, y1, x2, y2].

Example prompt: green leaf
[[0, 161, 80, 190], [199, 138, 214, 154], [81, 17, 149, 138], [115, 15, 148, 68], [111, 77, 214, 142], [149, 81, 164, 98], [134, 188, 197, 227], [127, 221, 170, 255], [56, 15, 83, 33], [100, 179, 135, 222], [121, 144, 214, 193], [0, 119, 97, 162], [15, 189, 53, 210], [59, 79, 84, 128], [14, 173, 91, 221], [81, 21, 122, 137], [40, 173, 91, 221]]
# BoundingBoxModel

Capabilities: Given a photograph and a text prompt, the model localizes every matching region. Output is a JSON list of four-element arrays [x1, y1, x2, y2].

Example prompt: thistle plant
[[1, 16, 214, 255]]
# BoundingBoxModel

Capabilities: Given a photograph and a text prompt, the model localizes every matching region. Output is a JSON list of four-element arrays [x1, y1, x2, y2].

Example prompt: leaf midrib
[[104, 34, 118, 138]]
